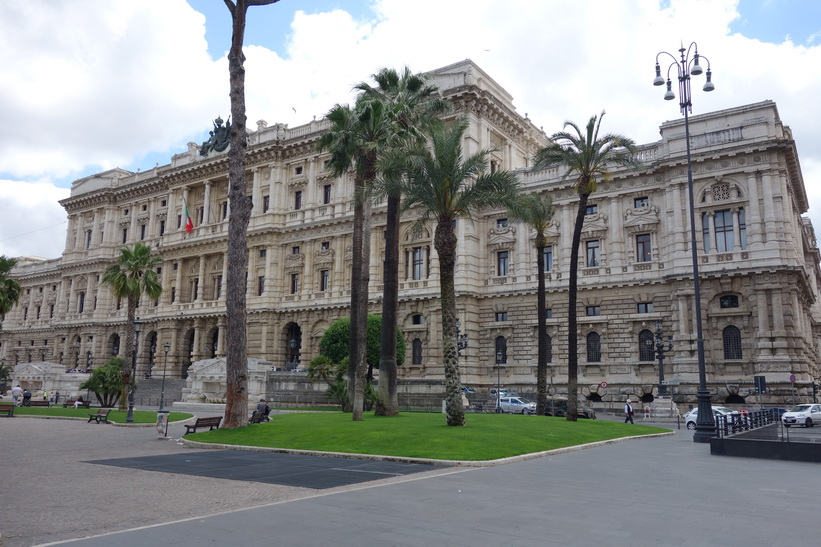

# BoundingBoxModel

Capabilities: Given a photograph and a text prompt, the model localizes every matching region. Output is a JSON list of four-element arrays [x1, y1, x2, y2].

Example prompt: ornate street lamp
[[126, 317, 142, 423], [159, 342, 171, 412], [646, 320, 674, 396], [654, 41, 715, 442], [495, 349, 503, 413], [456, 318, 469, 356]]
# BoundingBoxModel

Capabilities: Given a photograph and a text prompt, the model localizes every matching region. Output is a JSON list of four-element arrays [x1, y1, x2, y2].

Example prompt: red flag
[[183, 199, 193, 233]]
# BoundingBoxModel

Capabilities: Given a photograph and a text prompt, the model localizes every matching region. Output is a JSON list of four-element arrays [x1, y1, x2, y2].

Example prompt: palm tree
[[356, 66, 448, 416], [318, 96, 388, 420], [222, 0, 281, 429], [101, 243, 162, 410], [396, 119, 520, 426], [533, 112, 638, 421], [507, 192, 555, 416], [0, 255, 22, 320]]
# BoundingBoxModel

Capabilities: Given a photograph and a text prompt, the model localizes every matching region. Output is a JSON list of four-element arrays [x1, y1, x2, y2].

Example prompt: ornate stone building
[[2, 60, 820, 407]]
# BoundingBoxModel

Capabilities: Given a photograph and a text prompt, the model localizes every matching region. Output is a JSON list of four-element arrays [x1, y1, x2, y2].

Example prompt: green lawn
[[7, 406, 192, 424], [186, 412, 668, 461]]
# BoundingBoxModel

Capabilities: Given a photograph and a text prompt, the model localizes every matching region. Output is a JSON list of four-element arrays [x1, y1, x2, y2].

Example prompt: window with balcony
[[497, 250, 509, 276], [543, 246, 553, 272], [636, 233, 651, 262], [290, 273, 299, 294], [320, 270, 329, 292], [586, 240, 600, 267], [412, 247, 424, 280], [257, 276, 265, 296], [323, 184, 332, 204], [294, 191, 303, 210]]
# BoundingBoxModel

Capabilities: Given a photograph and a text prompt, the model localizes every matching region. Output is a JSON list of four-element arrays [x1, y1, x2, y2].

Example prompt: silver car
[[498, 396, 536, 414], [782, 404, 821, 428], [683, 406, 739, 430]]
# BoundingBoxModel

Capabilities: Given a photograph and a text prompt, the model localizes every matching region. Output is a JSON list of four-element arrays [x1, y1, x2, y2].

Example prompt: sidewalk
[[3, 415, 817, 546]]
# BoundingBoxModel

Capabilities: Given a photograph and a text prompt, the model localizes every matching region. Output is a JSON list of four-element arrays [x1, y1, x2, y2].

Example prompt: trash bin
[[156, 410, 169, 437]]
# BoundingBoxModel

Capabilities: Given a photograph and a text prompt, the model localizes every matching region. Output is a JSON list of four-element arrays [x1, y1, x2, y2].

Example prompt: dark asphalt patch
[[86, 450, 442, 489]]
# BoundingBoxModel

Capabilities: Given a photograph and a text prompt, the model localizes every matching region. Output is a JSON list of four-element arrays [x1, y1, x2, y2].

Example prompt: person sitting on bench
[[73, 396, 85, 409], [252, 399, 271, 422]]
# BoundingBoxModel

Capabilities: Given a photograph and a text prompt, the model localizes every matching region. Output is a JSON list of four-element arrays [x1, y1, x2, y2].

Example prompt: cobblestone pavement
[[0, 415, 452, 546]]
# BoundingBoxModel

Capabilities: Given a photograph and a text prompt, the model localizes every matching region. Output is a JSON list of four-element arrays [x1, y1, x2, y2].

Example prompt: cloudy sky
[[2, 0, 820, 259]]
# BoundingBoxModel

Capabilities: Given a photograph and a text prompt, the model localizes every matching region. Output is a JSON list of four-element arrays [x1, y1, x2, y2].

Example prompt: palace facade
[[2, 60, 820, 407]]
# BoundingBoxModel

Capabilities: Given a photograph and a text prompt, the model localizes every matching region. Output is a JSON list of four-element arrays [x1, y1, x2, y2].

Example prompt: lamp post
[[495, 350, 503, 413], [646, 320, 674, 396], [654, 42, 715, 442], [159, 342, 171, 412], [126, 317, 142, 423], [456, 318, 469, 356]]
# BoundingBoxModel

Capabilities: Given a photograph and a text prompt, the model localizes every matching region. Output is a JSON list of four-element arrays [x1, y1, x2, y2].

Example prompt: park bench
[[88, 408, 112, 424], [64, 400, 92, 409], [184, 416, 222, 434], [0, 405, 15, 417], [23, 400, 51, 408]]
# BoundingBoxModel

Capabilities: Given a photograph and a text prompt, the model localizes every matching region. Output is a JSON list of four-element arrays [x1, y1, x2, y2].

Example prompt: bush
[[319, 315, 406, 368], [79, 357, 125, 408]]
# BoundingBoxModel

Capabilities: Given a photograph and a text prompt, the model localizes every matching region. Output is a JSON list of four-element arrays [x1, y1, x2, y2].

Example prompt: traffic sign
[[790, 374, 796, 383], [599, 381, 608, 388], [660, 380, 679, 386]]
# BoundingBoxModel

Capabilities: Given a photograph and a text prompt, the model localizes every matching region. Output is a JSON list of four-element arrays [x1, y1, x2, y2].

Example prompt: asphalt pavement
[[2, 413, 818, 547]]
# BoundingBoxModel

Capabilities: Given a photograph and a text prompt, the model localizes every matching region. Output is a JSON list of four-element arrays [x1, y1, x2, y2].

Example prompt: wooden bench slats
[[0, 405, 15, 417], [184, 416, 222, 434], [88, 408, 112, 424]]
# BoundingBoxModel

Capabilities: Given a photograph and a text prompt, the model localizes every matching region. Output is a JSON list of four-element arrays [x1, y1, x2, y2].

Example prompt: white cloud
[[2, 0, 821, 258], [0, 180, 70, 258]]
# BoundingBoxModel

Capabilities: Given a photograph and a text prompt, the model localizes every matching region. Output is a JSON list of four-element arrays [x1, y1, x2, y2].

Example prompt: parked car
[[489, 388, 512, 398], [461, 386, 476, 394], [683, 406, 739, 430], [782, 403, 821, 428], [763, 407, 790, 418], [498, 396, 536, 414], [542, 397, 597, 419]]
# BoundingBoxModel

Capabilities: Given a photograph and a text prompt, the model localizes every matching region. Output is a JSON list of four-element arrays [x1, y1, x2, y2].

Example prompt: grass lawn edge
[[180, 430, 676, 467]]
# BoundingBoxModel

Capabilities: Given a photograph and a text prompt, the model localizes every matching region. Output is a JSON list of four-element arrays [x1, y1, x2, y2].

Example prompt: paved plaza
[[2, 414, 818, 546]]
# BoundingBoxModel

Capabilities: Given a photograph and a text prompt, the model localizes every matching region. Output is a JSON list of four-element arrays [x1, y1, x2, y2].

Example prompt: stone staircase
[[131, 377, 187, 408]]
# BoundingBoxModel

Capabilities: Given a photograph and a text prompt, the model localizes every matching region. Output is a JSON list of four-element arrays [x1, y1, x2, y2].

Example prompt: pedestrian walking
[[624, 399, 635, 424], [54, 390, 60, 404], [43, 390, 49, 401], [23, 389, 32, 406], [12, 385, 23, 406]]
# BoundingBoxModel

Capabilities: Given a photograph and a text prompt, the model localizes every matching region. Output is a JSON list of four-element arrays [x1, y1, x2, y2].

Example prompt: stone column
[[216, 317, 226, 357], [707, 212, 716, 253], [196, 255, 206, 302], [174, 260, 183, 303], [181, 187, 189, 232], [746, 172, 762, 248], [203, 181, 211, 226], [760, 171, 775, 247], [732, 208, 742, 251]]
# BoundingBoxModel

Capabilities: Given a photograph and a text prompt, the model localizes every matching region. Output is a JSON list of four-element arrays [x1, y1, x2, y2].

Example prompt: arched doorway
[[210, 329, 219, 359], [285, 323, 301, 370], [146, 332, 158, 377], [181, 330, 195, 379], [109, 333, 120, 357]]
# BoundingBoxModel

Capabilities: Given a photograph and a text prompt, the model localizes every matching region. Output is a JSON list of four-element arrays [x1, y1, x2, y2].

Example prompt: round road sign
[[600, 381, 608, 388], [789, 374, 796, 383]]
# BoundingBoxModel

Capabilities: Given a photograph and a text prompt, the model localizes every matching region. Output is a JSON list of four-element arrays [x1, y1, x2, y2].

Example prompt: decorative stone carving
[[314, 248, 335, 267], [623, 205, 660, 234], [581, 213, 608, 238], [284, 253, 305, 273]]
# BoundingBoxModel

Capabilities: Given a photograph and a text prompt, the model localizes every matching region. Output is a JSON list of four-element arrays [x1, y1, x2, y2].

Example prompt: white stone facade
[[2, 60, 820, 408]]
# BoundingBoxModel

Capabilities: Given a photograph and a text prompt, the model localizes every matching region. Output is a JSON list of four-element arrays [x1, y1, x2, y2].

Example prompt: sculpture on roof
[[200, 116, 232, 156]]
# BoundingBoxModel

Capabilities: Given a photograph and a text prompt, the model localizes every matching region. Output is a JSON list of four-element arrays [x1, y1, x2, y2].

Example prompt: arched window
[[639, 329, 654, 362], [495, 336, 507, 364], [546, 335, 553, 363], [723, 326, 742, 359], [412, 338, 422, 365], [586, 332, 601, 362]]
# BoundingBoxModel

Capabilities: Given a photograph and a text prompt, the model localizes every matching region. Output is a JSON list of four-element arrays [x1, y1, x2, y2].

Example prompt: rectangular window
[[294, 191, 302, 210], [323, 184, 332, 204], [320, 270, 329, 292], [543, 246, 553, 272], [636, 234, 652, 262], [86, 230, 92, 249], [263, 195, 270, 212], [290, 273, 299, 294], [171, 287, 176, 302], [497, 250, 509, 276], [221, 202, 228, 220], [295, 166, 303, 175], [78, 293, 85, 314], [292, 246, 300, 255], [192, 279, 199, 301], [159, 220, 165, 236], [49, 304, 54, 318], [545, 308, 553, 319], [714, 209, 734, 252], [412, 247, 424, 280], [36, 305, 41, 319], [197, 207, 204, 224], [739, 207, 747, 249], [215, 276, 222, 299], [257, 276, 265, 296], [321, 241, 330, 250], [140, 224, 146, 240], [495, 311, 508, 321], [177, 215, 182, 229], [23, 307, 28, 320], [585, 204, 598, 215], [497, 218, 508, 228], [586, 305, 601, 316], [586, 240, 600, 267], [634, 197, 648, 208], [259, 249, 267, 258], [637, 302, 654, 313], [122, 228, 128, 244], [161, 199, 167, 207]]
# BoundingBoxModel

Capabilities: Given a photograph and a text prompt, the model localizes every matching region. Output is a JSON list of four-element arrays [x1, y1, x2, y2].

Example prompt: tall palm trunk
[[223, 2, 253, 428], [435, 218, 464, 426], [352, 200, 372, 420], [347, 174, 365, 413], [535, 239, 548, 416], [120, 298, 137, 411], [375, 193, 400, 416], [567, 190, 590, 422]]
